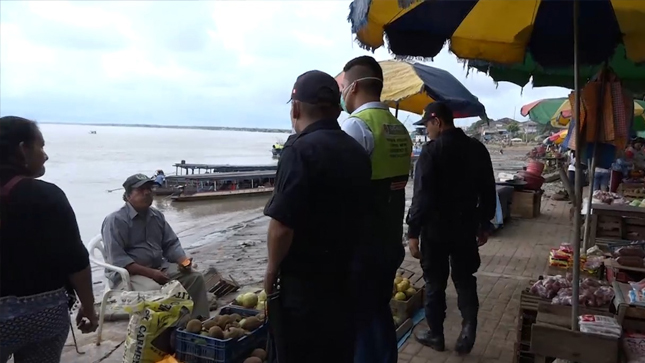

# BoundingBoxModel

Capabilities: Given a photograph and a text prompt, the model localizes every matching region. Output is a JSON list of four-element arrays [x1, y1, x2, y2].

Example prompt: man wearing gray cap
[[101, 174, 209, 318]]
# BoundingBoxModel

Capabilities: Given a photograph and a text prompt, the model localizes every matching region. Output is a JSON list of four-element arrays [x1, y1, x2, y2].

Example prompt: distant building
[[521, 121, 538, 134]]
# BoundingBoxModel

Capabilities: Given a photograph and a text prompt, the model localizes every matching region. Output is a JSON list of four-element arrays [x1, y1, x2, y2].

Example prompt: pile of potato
[[184, 311, 266, 340], [392, 273, 417, 301]]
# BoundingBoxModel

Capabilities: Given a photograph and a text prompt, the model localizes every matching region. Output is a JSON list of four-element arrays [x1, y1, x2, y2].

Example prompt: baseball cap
[[413, 101, 454, 126], [123, 173, 155, 191], [289, 70, 340, 105]]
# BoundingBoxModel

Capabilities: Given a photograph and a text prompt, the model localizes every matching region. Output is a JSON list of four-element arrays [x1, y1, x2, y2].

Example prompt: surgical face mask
[[340, 77, 383, 114]]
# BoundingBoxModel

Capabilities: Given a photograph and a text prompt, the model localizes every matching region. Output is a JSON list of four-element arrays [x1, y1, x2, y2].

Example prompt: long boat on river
[[153, 162, 278, 196], [170, 170, 276, 202], [172, 162, 278, 175]]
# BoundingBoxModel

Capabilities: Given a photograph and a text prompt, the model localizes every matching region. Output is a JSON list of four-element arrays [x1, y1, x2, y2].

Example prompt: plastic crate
[[175, 306, 267, 363]]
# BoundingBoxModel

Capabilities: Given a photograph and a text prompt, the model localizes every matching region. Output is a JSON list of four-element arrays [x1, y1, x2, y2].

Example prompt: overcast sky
[[0, 1, 572, 128]]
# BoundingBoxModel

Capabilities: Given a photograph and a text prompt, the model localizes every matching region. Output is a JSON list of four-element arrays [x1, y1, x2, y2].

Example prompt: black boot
[[414, 329, 445, 352], [454, 321, 476, 355]]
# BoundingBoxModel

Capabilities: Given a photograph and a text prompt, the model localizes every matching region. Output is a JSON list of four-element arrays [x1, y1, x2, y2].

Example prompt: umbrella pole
[[395, 102, 400, 119], [583, 67, 608, 251], [571, 0, 582, 332]]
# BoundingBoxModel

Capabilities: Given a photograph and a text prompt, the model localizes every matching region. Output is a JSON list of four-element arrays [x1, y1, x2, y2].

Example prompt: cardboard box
[[511, 190, 542, 219]]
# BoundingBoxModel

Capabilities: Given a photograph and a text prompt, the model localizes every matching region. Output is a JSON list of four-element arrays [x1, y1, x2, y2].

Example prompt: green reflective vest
[[354, 108, 413, 180]]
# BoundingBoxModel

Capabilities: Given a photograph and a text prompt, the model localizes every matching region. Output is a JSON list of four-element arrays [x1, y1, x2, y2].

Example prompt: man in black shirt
[[263, 70, 372, 363], [406, 102, 496, 354]]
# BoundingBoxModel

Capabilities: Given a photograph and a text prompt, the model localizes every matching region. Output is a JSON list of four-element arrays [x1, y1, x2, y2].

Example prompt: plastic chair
[[87, 234, 132, 346]]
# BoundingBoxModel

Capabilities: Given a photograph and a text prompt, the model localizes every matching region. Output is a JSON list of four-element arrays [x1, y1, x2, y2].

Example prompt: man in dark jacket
[[406, 102, 496, 354], [263, 70, 372, 363]]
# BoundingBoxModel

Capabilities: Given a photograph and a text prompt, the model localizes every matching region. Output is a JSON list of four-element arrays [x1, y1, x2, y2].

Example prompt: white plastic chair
[[87, 234, 132, 346]]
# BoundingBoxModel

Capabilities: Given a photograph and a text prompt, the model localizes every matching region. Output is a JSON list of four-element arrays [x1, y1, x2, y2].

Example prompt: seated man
[[102, 173, 210, 318]]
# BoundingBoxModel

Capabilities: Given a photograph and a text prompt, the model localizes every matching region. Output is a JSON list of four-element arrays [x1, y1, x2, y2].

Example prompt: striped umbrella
[[348, 1, 645, 67], [335, 60, 487, 118], [521, 98, 645, 129]]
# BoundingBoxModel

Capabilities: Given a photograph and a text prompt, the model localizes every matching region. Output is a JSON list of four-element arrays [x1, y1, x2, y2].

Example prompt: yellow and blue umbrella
[[336, 60, 486, 118], [348, 1, 645, 67]]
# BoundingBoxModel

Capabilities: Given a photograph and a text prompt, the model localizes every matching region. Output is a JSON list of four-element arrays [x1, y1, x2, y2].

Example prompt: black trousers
[[420, 235, 481, 335], [272, 273, 355, 363]]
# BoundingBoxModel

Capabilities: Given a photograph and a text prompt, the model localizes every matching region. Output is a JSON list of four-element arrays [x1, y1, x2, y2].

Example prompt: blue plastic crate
[[175, 306, 267, 363]]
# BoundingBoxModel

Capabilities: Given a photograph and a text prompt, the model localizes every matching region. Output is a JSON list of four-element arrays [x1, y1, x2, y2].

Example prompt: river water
[[40, 123, 284, 261]]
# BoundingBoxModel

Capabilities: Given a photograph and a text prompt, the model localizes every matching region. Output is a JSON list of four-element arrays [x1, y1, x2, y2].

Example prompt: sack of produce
[[623, 332, 645, 363], [579, 315, 622, 338], [121, 281, 194, 363]]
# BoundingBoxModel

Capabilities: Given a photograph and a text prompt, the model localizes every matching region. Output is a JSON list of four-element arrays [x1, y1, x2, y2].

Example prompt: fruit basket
[[175, 306, 267, 363], [390, 271, 425, 320]]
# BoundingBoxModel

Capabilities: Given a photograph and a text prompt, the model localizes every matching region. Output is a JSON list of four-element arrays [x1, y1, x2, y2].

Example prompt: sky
[[0, 1, 573, 128]]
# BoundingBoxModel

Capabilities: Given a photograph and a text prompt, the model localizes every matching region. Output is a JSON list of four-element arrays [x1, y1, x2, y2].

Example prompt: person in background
[[339, 55, 412, 363], [263, 70, 372, 363], [567, 150, 577, 190], [101, 174, 209, 318], [154, 170, 166, 186], [610, 149, 634, 193], [406, 102, 496, 355], [593, 167, 611, 191], [0, 116, 98, 363]]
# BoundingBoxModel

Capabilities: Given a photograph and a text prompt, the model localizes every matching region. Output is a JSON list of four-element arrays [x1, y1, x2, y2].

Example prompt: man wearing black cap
[[407, 102, 496, 354], [263, 70, 372, 363], [102, 174, 210, 318], [340, 55, 412, 363]]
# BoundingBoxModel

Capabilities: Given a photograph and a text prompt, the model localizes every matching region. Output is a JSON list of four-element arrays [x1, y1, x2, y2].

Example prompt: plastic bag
[[579, 315, 622, 338], [121, 281, 194, 363]]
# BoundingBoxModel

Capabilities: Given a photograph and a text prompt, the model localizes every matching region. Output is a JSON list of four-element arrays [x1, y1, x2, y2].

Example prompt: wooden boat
[[152, 162, 278, 196], [170, 170, 276, 202], [172, 161, 277, 175]]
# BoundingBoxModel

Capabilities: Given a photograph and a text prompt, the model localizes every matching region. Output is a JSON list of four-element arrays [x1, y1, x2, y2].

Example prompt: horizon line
[[40, 121, 292, 134]]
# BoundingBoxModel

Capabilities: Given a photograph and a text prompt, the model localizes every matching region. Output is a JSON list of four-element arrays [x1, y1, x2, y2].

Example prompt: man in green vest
[[340, 55, 412, 363]]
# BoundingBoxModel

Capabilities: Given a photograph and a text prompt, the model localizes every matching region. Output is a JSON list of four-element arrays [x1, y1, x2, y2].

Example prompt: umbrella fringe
[[347, 0, 371, 34]]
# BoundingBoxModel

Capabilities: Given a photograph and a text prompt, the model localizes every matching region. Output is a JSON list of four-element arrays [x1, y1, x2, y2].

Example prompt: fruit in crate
[[186, 319, 203, 333], [394, 292, 407, 301], [224, 327, 245, 340], [394, 274, 403, 284], [258, 289, 267, 302], [208, 326, 224, 339], [255, 301, 265, 311], [240, 316, 262, 331], [243, 357, 262, 363], [240, 292, 259, 309], [396, 279, 411, 292], [404, 287, 417, 298]]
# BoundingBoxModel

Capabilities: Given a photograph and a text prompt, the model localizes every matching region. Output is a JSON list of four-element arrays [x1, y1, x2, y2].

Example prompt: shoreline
[[90, 144, 539, 299]]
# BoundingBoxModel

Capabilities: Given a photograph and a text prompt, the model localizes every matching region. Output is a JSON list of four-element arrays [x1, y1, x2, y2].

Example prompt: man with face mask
[[339, 56, 412, 363], [102, 174, 210, 318], [406, 102, 496, 355], [263, 70, 372, 363]]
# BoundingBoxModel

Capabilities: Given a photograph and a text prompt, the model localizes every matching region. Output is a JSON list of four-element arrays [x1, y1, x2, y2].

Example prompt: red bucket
[[526, 161, 545, 176], [518, 171, 545, 191]]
